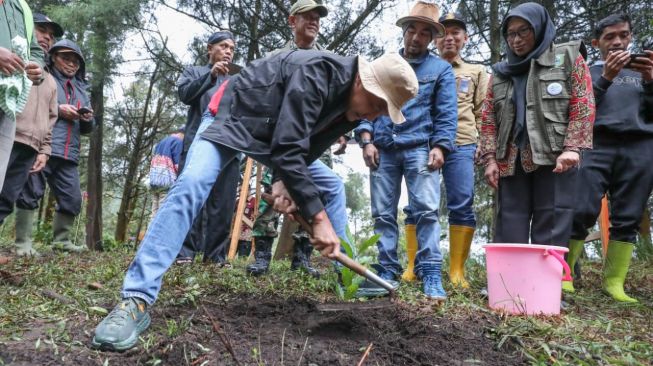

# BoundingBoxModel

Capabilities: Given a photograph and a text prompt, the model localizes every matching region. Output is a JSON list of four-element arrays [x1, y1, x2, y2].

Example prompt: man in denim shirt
[[355, 0, 457, 300]]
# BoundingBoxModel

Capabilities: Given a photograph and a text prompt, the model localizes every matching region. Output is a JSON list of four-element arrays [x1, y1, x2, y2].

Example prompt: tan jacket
[[451, 57, 489, 146], [14, 72, 57, 155]]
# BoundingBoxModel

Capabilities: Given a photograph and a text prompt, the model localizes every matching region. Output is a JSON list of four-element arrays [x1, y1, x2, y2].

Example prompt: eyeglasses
[[506, 27, 533, 41], [56, 53, 81, 66]]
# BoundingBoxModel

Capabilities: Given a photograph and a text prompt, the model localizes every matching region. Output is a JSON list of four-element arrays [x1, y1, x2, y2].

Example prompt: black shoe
[[237, 240, 252, 257], [291, 237, 320, 278], [246, 238, 272, 276]]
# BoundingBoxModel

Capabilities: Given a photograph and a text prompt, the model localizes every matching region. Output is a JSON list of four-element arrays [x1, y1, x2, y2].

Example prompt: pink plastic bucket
[[483, 244, 571, 315]]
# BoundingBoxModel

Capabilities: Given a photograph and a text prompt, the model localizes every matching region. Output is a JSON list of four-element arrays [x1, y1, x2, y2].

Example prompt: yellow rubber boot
[[449, 225, 474, 288], [401, 224, 417, 282]]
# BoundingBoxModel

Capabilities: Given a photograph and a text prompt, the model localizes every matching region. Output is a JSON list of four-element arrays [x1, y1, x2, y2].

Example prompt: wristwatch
[[359, 138, 372, 148]]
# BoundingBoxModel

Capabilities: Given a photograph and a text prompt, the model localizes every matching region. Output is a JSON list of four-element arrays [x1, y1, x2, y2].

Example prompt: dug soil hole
[[1, 294, 525, 365]]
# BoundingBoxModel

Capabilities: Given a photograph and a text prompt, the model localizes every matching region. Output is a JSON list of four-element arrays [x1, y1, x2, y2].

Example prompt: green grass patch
[[0, 239, 651, 365]]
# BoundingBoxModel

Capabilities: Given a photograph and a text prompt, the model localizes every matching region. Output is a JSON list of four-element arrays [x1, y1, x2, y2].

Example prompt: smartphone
[[625, 53, 648, 67], [77, 107, 92, 115], [227, 63, 242, 75]]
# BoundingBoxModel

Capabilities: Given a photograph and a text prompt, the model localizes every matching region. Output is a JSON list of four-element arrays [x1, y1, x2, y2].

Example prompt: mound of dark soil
[[0, 294, 525, 365]]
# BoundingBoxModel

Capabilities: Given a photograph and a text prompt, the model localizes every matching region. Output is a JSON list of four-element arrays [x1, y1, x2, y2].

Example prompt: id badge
[[458, 78, 470, 94]]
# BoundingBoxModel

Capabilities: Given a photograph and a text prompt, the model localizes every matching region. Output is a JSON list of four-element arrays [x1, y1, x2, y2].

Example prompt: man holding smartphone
[[10, 39, 94, 253], [566, 14, 653, 302]]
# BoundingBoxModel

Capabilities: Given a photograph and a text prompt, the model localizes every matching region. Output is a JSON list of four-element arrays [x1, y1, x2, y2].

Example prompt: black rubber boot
[[246, 237, 272, 276], [237, 240, 252, 257], [291, 237, 320, 278]]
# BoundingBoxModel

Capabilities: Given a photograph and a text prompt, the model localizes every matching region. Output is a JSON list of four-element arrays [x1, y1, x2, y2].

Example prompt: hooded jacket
[[48, 39, 94, 163], [201, 50, 359, 218]]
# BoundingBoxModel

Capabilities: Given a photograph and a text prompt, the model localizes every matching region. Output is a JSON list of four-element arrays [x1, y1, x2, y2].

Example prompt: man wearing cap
[[0, 0, 45, 192], [175, 31, 241, 264], [355, 0, 457, 300], [10, 39, 94, 253], [247, 0, 339, 278], [92, 50, 418, 351], [427, 12, 489, 288], [0, 13, 62, 256]]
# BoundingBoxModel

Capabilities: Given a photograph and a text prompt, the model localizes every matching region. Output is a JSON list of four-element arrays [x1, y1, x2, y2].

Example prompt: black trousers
[[177, 153, 240, 262], [15, 156, 82, 216], [494, 157, 577, 246], [572, 132, 653, 243], [0, 143, 37, 223]]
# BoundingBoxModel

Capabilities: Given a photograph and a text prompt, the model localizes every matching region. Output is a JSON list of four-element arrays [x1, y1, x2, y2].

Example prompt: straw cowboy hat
[[396, 0, 445, 38]]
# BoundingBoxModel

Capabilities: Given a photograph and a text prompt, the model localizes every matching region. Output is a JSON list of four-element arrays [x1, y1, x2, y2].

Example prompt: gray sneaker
[[354, 269, 399, 298], [91, 297, 151, 351]]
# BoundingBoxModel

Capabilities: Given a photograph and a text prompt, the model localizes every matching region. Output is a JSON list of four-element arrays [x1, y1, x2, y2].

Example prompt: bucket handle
[[545, 249, 572, 281]]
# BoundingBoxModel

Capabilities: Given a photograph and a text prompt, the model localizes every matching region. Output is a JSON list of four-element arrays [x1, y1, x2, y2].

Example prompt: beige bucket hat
[[396, 0, 445, 38], [289, 0, 328, 17], [358, 53, 418, 124]]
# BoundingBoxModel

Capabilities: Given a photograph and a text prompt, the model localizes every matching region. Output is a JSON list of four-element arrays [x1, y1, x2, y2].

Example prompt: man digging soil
[[91, 50, 418, 351]]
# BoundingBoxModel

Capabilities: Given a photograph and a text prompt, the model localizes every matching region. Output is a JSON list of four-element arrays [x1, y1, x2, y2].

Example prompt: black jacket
[[591, 64, 653, 135], [48, 40, 94, 163], [201, 50, 359, 218], [176, 64, 229, 152]]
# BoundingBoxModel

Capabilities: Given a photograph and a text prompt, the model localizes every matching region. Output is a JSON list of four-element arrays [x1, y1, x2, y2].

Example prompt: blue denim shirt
[[355, 50, 457, 152]]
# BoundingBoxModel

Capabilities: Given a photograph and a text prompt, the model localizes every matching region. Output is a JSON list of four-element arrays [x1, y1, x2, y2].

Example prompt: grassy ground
[[0, 239, 651, 365]]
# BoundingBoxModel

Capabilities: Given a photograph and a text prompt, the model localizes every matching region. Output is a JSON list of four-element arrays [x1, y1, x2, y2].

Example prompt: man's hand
[[0, 47, 25, 76], [271, 180, 297, 214], [30, 154, 48, 173], [310, 210, 340, 259], [427, 146, 445, 170], [484, 158, 499, 190], [602, 50, 631, 81], [362, 143, 379, 169], [58, 104, 80, 121], [25, 62, 42, 83], [210, 61, 229, 78], [333, 136, 348, 155], [628, 50, 653, 82], [553, 151, 580, 173]]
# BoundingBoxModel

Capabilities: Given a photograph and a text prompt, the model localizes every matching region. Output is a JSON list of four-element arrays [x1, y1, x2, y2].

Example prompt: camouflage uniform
[[252, 167, 280, 238]]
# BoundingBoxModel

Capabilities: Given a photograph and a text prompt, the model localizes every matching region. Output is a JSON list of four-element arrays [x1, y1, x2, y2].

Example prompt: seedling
[[334, 228, 380, 300]]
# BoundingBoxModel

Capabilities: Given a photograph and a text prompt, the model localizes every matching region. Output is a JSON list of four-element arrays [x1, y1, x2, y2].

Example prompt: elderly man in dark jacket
[[13, 39, 93, 253], [175, 31, 241, 264], [92, 50, 418, 351]]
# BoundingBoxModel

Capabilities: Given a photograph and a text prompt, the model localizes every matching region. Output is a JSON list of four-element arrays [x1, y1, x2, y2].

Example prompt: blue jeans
[[442, 144, 476, 227], [370, 145, 442, 278], [122, 114, 348, 304]]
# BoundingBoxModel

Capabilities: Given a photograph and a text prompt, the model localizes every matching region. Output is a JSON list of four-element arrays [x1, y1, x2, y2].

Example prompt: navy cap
[[33, 13, 64, 37], [208, 31, 234, 45], [439, 12, 467, 31]]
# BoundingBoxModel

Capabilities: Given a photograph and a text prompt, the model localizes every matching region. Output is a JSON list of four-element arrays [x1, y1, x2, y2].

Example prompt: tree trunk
[[86, 81, 104, 251], [114, 58, 162, 242], [489, 0, 501, 64]]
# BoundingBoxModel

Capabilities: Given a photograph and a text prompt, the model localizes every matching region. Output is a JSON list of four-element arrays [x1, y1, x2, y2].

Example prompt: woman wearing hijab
[[479, 3, 595, 249]]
